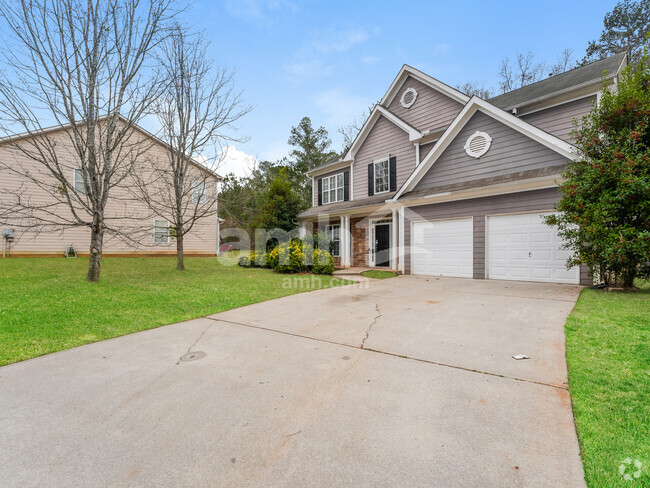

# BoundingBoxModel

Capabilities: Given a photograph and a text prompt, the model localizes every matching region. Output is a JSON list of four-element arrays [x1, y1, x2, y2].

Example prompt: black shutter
[[367, 164, 374, 196], [317, 178, 322, 206], [343, 171, 350, 201], [389, 156, 397, 192]]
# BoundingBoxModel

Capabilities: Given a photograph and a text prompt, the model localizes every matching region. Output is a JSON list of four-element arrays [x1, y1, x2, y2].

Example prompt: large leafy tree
[[255, 168, 304, 232], [545, 49, 650, 288], [583, 0, 650, 64]]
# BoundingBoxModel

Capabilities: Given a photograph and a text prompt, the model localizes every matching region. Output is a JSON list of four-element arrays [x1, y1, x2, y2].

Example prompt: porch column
[[339, 215, 350, 268], [298, 221, 308, 238], [391, 208, 398, 270], [398, 206, 405, 273]]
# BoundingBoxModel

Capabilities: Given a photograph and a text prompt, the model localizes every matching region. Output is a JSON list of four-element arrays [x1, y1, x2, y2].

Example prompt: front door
[[374, 224, 390, 267]]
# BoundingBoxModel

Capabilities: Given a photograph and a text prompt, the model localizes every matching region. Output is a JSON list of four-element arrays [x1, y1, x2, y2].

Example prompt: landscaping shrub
[[312, 249, 334, 275], [266, 246, 279, 269], [238, 255, 250, 267], [274, 241, 305, 273]]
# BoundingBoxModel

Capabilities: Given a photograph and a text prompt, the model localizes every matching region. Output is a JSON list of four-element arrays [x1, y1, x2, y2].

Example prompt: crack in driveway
[[176, 321, 213, 365], [360, 304, 381, 349]]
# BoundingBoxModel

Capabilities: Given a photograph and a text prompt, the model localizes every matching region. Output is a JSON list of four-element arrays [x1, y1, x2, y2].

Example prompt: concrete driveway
[[0, 276, 586, 487]]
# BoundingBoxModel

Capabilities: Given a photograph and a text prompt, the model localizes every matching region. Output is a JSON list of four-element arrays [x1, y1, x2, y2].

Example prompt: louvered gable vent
[[464, 131, 492, 158]]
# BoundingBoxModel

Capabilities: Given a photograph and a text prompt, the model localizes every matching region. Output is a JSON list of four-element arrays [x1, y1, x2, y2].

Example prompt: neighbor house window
[[326, 224, 340, 257], [322, 173, 344, 204], [153, 219, 170, 244], [374, 158, 389, 194], [191, 180, 206, 204], [73, 169, 86, 194]]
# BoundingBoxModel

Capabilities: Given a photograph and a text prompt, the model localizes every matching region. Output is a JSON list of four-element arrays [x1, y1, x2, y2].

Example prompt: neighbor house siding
[[402, 187, 591, 285], [413, 111, 567, 192], [0, 128, 218, 256], [521, 95, 595, 142], [387, 75, 464, 132], [352, 115, 416, 200]]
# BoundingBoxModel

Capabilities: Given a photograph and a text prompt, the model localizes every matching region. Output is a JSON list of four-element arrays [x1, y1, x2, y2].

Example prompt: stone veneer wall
[[351, 216, 368, 267]]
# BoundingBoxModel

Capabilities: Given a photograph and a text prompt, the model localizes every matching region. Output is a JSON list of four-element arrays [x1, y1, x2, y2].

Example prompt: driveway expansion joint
[[206, 316, 568, 391]]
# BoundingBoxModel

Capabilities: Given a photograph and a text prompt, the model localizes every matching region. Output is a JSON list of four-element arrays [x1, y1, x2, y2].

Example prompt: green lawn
[[566, 281, 650, 487], [361, 270, 398, 279], [0, 257, 349, 366]]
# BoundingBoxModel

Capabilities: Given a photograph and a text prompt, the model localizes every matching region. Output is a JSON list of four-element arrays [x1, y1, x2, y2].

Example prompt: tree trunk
[[622, 268, 636, 289], [176, 233, 185, 271], [87, 218, 104, 282]]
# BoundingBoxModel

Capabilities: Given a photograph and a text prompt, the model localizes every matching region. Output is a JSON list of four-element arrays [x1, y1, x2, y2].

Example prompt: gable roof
[[381, 64, 470, 107], [341, 104, 422, 161], [0, 115, 221, 179], [391, 96, 578, 200], [489, 52, 627, 110]]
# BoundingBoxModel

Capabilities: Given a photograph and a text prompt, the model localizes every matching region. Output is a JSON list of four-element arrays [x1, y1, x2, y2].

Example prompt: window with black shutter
[[389, 156, 397, 192]]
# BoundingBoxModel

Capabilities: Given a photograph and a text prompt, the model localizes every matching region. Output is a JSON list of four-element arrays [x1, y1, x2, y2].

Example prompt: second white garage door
[[411, 218, 473, 277], [487, 213, 579, 284]]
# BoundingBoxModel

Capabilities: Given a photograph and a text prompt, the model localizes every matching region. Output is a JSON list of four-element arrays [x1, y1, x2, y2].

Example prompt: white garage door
[[487, 213, 579, 284], [412, 218, 473, 277]]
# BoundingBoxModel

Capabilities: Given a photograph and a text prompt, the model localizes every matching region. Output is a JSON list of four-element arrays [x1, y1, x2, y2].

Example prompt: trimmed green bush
[[275, 241, 305, 273], [238, 255, 250, 267], [266, 246, 279, 269], [312, 249, 334, 275]]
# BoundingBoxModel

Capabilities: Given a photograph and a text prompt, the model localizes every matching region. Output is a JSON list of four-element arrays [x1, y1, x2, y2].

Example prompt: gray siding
[[419, 142, 435, 164], [353, 115, 416, 200], [402, 188, 591, 285], [313, 167, 349, 207], [387, 75, 464, 132], [414, 111, 567, 192], [521, 95, 595, 142]]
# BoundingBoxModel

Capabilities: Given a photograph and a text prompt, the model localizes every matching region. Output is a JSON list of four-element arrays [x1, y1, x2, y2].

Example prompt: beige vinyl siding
[[0, 128, 218, 256], [402, 188, 591, 285], [313, 167, 349, 207], [521, 95, 595, 142], [413, 111, 567, 192], [387, 75, 464, 132], [419, 142, 435, 164], [353, 115, 416, 200]]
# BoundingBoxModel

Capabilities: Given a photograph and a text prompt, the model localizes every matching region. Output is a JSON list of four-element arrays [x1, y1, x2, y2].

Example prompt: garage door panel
[[412, 218, 473, 278], [487, 213, 579, 284]]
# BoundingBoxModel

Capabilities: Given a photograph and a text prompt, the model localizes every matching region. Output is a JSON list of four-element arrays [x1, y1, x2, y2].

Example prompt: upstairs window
[[153, 219, 170, 244], [374, 158, 389, 194], [191, 180, 207, 204], [325, 224, 340, 257], [322, 173, 344, 204], [73, 169, 86, 194]]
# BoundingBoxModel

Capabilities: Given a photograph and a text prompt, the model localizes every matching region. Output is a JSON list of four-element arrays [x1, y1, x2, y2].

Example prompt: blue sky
[[196, 0, 616, 176]]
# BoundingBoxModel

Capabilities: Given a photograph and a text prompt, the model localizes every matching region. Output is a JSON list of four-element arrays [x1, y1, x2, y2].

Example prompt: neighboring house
[[298, 53, 628, 285], [0, 121, 221, 257]]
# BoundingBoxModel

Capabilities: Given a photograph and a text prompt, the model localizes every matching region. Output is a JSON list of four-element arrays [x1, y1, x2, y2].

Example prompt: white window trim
[[73, 169, 86, 194], [325, 224, 341, 257], [153, 219, 170, 244], [373, 157, 390, 195], [191, 180, 207, 204], [321, 173, 344, 205]]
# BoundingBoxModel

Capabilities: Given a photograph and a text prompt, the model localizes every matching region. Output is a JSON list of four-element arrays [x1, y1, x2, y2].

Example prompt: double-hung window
[[374, 158, 389, 194], [325, 224, 340, 257], [191, 180, 206, 204], [322, 173, 344, 204], [73, 169, 86, 194], [153, 219, 170, 244]]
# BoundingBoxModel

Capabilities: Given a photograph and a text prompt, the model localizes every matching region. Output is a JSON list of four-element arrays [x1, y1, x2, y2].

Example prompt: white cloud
[[361, 55, 380, 66], [314, 88, 370, 128], [284, 60, 330, 83], [311, 27, 370, 53], [224, 0, 298, 24], [216, 146, 258, 178], [434, 43, 453, 54]]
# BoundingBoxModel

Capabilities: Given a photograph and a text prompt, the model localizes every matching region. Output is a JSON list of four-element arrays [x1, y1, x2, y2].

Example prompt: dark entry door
[[375, 224, 390, 267]]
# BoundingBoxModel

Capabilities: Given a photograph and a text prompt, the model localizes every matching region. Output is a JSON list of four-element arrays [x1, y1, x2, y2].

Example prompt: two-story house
[[298, 53, 628, 285]]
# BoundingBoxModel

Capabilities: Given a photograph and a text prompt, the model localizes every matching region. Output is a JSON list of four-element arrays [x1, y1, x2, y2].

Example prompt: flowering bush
[[274, 240, 305, 273], [312, 249, 334, 275]]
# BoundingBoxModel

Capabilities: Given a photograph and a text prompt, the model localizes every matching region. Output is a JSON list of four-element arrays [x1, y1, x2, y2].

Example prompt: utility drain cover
[[180, 351, 206, 362]]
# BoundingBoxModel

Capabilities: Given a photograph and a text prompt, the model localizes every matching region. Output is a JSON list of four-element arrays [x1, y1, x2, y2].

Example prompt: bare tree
[[0, 0, 176, 281], [455, 81, 494, 99], [550, 48, 575, 76], [134, 26, 251, 270], [338, 102, 376, 155], [498, 51, 547, 93]]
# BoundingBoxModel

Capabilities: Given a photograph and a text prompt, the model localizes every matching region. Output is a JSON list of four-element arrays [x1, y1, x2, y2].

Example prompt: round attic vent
[[464, 131, 492, 158], [400, 87, 417, 108]]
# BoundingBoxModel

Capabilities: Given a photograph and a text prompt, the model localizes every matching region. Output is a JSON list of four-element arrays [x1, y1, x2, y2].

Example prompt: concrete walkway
[[0, 276, 586, 487]]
